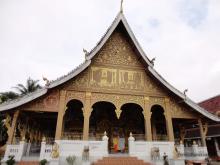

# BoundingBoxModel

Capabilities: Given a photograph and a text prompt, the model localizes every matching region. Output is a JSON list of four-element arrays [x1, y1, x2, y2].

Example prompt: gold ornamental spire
[[120, 0, 124, 13]]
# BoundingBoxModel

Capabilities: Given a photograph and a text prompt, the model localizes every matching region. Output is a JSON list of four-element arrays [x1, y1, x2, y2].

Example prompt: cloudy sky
[[0, 0, 220, 102]]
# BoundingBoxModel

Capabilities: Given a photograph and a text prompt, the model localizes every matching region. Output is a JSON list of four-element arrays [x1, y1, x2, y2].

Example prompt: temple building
[[0, 10, 220, 164], [185, 95, 220, 160]]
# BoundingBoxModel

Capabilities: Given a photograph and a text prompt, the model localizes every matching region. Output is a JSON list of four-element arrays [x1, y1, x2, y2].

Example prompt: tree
[[14, 77, 42, 95], [0, 115, 8, 146], [0, 91, 19, 104]]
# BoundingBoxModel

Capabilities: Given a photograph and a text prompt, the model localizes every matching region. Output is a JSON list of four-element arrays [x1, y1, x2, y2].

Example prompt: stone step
[[18, 161, 39, 165], [92, 157, 152, 165]]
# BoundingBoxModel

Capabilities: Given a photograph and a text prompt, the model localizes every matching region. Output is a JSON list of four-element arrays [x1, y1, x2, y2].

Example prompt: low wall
[[57, 140, 108, 157], [129, 140, 175, 160]]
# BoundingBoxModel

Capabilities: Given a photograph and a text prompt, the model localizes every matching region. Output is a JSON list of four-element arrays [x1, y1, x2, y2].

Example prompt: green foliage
[[66, 155, 76, 165], [13, 77, 42, 95], [39, 159, 48, 165], [0, 115, 8, 146], [6, 155, 15, 165], [0, 91, 19, 104]]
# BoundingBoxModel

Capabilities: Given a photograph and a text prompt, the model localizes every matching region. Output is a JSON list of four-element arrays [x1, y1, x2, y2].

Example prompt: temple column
[[7, 110, 20, 144], [55, 90, 66, 140], [83, 92, 92, 140], [144, 97, 152, 141], [165, 98, 174, 141], [198, 119, 208, 146]]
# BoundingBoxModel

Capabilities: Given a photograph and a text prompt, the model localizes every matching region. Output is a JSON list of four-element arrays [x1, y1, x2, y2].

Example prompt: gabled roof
[[199, 94, 220, 114], [0, 12, 219, 122]]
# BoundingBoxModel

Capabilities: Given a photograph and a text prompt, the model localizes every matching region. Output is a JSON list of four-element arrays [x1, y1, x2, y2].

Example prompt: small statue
[[82, 145, 89, 161], [151, 147, 160, 160], [51, 142, 59, 159], [163, 152, 169, 165]]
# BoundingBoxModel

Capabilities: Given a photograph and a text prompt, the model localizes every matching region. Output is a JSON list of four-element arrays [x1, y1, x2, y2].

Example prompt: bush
[[39, 159, 48, 165], [6, 155, 15, 165], [66, 155, 76, 165]]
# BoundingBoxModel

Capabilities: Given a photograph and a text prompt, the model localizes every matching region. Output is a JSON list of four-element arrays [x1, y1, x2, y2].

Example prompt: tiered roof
[[0, 12, 219, 122]]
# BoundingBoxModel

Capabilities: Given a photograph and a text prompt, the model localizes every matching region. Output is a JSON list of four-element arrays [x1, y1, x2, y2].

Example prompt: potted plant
[[6, 155, 15, 165], [66, 155, 76, 165], [39, 159, 48, 165]]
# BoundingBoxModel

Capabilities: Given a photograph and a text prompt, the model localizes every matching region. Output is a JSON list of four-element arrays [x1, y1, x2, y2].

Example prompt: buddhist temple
[[0, 8, 220, 165]]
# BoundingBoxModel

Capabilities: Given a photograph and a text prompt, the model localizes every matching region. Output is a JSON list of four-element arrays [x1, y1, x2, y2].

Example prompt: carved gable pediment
[[22, 90, 60, 112]]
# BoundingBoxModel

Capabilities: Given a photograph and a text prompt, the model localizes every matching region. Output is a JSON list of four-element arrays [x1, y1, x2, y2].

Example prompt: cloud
[[0, 0, 220, 102], [178, 0, 208, 28]]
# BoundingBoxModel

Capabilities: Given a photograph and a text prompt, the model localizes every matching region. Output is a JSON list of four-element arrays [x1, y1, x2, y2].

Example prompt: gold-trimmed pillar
[[83, 92, 92, 140], [7, 110, 20, 144], [198, 118, 207, 146], [55, 90, 66, 140], [144, 96, 152, 141], [165, 98, 174, 141]]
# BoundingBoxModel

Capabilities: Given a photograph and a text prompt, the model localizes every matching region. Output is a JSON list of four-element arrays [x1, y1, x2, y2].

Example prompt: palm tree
[[0, 91, 19, 104], [14, 77, 42, 95]]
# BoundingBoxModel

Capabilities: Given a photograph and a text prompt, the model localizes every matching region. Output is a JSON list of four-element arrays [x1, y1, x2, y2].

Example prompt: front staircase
[[18, 161, 39, 165], [92, 157, 152, 165]]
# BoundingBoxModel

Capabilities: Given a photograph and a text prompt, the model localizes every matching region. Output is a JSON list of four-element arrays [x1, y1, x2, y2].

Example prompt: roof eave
[[0, 88, 47, 112], [148, 66, 220, 122]]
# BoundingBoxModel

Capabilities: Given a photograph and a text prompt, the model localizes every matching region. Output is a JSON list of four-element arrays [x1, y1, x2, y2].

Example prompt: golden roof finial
[[120, 0, 124, 13]]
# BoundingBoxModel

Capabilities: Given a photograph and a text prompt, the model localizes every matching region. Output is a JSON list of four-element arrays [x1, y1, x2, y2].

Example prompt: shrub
[[66, 155, 76, 165], [39, 159, 48, 165], [6, 155, 15, 165]]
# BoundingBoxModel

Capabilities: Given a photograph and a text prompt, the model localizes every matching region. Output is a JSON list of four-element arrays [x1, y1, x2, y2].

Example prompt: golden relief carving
[[93, 31, 142, 67], [149, 97, 165, 107], [119, 70, 144, 90], [66, 91, 85, 104], [67, 69, 89, 89], [91, 93, 118, 106], [91, 93, 144, 110], [23, 90, 59, 112], [115, 109, 122, 119], [62, 29, 167, 96], [90, 67, 117, 88], [169, 99, 195, 118]]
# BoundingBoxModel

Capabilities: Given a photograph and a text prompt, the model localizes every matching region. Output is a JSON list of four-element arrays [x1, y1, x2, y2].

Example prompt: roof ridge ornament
[[120, 0, 124, 13], [183, 89, 188, 100], [42, 76, 50, 86], [150, 57, 156, 66]]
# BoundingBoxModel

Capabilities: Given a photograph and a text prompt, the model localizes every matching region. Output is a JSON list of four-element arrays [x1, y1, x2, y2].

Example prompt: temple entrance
[[62, 99, 84, 140], [89, 101, 145, 153], [151, 105, 168, 141]]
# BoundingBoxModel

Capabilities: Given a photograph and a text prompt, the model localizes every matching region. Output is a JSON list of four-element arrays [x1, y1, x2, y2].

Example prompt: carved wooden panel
[[169, 99, 196, 119], [65, 91, 85, 105], [149, 97, 165, 108], [91, 93, 144, 109], [93, 31, 142, 67], [22, 89, 60, 112], [90, 67, 117, 89]]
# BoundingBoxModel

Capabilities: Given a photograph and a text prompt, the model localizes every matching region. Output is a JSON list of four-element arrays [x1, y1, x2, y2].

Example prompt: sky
[[0, 0, 220, 102]]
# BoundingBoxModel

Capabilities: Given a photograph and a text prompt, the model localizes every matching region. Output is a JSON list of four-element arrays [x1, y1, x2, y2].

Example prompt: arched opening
[[89, 101, 144, 153], [89, 101, 117, 140], [120, 103, 145, 140], [151, 105, 168, 141], [62, 99, 84, 140]]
